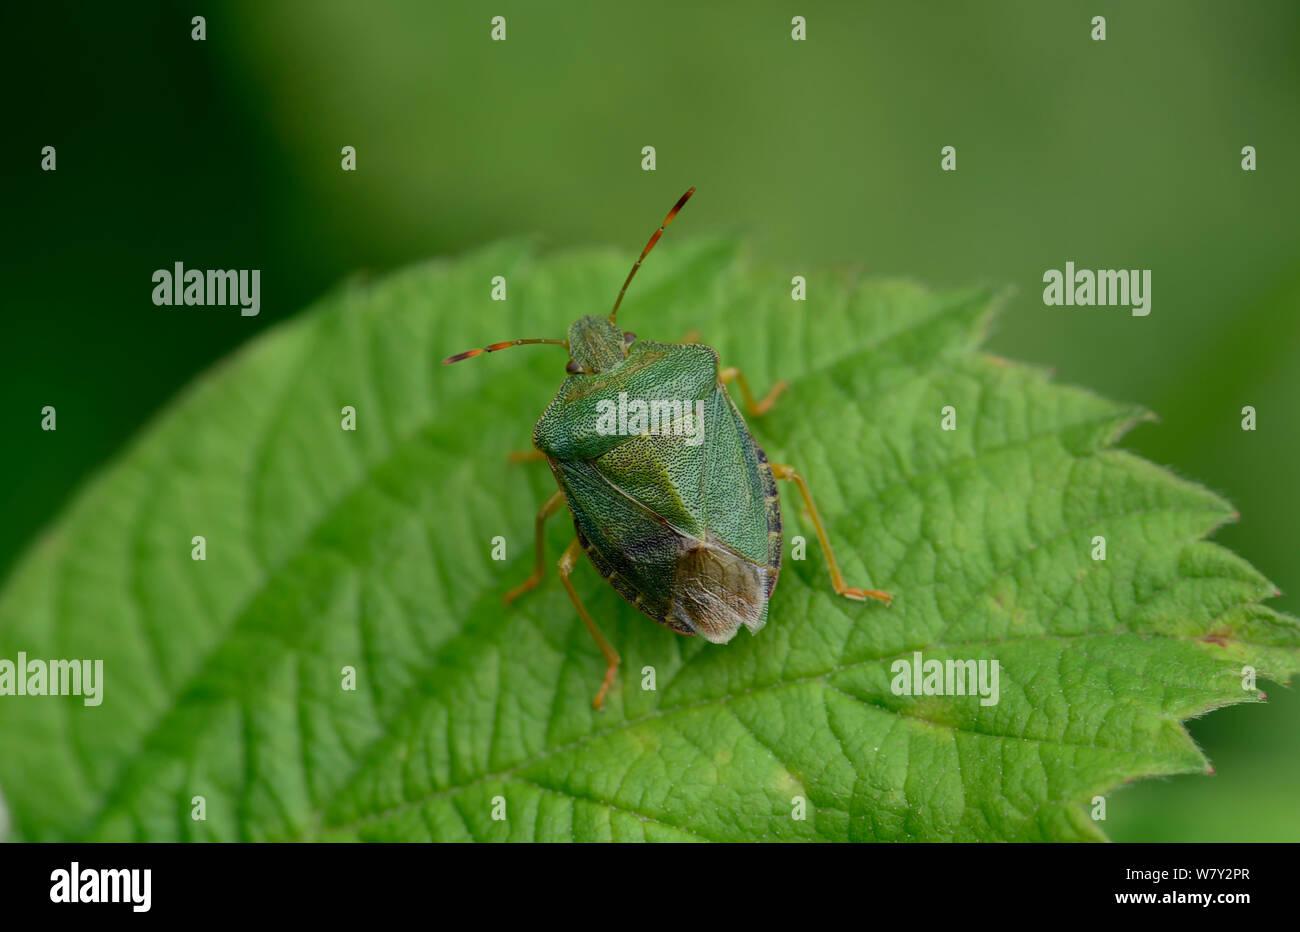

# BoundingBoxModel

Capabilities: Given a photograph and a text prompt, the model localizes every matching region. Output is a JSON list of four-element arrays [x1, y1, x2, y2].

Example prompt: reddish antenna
[[442, 338, 567, 365], [609, 186, 696, 323]]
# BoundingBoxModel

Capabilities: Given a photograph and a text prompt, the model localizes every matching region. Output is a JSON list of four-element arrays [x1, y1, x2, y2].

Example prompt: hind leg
[[558, 538, 621, 709]]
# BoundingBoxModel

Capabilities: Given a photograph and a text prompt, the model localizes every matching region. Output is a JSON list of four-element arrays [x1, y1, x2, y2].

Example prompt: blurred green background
[[3, 0, 1297, 841]]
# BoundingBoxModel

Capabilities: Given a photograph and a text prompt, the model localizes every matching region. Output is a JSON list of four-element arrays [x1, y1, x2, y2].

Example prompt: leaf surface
[[0, 240, 1294, 841]]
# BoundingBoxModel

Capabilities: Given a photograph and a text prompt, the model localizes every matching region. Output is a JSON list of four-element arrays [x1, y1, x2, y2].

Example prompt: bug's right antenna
[[442, 338, 567, 365], [609, 186, 695, 324]]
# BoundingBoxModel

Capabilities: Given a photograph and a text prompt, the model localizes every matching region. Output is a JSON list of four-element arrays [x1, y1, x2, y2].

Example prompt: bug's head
[[565, 315, 634, 375], [441, 187, 693, 375], [564, 185, 694, 374]]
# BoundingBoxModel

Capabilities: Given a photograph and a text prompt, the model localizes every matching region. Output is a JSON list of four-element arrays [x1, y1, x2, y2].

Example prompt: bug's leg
[[507, 448, 547, 464], [719, 366, 788, 417], [503, 490, 566, 605], [683, 333, 785, 416], [557, 537, 621, 709], [771, 463, 892, 605]]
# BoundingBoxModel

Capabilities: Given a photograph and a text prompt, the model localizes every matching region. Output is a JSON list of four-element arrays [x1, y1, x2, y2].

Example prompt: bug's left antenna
[[442, 338, 568, 365], [609, 186, 695, 324]]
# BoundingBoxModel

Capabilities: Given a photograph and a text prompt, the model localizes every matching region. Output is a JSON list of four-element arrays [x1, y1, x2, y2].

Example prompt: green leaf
[[1, 240, 1295, 842]]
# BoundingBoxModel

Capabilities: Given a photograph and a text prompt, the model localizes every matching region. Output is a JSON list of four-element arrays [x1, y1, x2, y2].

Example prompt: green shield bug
[[444, 188, 891, 709]]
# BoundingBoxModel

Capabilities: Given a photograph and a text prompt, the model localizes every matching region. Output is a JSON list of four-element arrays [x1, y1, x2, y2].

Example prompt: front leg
[[681, 332, 786, 418], [719, 366, 787, 417]]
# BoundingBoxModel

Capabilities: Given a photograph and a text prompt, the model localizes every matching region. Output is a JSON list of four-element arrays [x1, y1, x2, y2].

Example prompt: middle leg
[[771, 462, 892, 605]]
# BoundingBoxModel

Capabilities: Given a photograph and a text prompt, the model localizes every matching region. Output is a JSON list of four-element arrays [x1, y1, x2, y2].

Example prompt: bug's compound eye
[[623, 331, 637, 345], [566, 359, 587, 374]]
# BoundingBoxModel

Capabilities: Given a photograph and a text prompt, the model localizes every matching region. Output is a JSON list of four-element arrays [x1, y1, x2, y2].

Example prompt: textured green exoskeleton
[[444, 189, 891, 708], [534, 325, 781, 641]]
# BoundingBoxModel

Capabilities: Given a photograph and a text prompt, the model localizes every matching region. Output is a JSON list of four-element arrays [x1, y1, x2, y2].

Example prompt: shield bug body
[[444, 188, 891, 708]]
